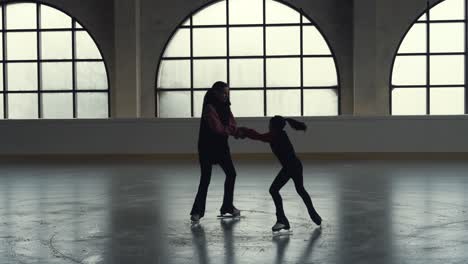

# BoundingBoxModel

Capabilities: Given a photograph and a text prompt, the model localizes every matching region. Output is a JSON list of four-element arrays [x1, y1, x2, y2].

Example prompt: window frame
[[155, 0, 341, 117], [390, 0, 468, 115], [0, 1, 111, 119]]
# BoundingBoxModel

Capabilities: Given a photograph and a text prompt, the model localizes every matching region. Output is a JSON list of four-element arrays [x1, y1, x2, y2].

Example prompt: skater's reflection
[[272, 233, 290, 264], [220, 218, 240, 264], [272, 227, 321, 264], [297, 227, 322, 263], [191, 224, 210, 264], [109, 171, 161, 263]]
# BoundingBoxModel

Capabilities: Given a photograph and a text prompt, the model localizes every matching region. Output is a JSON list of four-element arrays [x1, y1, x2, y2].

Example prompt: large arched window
[[391, 0, 466, 115], [156, 0, 339, 118], [0, 2, 109, 119]]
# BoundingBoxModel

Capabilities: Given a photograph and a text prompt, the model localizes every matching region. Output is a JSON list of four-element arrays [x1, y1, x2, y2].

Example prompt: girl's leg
[[269, 168, 291, 225], [191, 157, 213, 218], [218, 155, 237, 213], [291, 164, 322, 225]]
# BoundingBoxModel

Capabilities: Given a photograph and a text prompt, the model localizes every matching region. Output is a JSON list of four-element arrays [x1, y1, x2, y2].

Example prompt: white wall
[[1, 116, 467, 155]]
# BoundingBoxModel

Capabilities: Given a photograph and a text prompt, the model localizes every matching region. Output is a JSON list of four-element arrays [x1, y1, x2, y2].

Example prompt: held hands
[[233, 127, 249, 139]]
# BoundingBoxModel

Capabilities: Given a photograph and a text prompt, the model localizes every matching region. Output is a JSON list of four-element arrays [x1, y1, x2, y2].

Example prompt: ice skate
[[217, 207, 241, 218], [272, 222, 292, 236], [310, 212, 322, 226], [190, 214, 201, 225]]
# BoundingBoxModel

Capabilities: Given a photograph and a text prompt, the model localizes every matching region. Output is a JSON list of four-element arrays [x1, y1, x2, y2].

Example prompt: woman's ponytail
[[285, 118, 307, 131]]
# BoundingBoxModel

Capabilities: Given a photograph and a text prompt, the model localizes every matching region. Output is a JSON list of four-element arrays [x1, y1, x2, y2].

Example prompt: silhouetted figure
[[241, 116, 322, 232], [190, 81, 242, 222]]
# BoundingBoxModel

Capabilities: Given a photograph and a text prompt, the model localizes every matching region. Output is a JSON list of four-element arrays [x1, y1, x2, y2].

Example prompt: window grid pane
[[41, 62, 73, 90], [42, 93, 73, 118], [392, 0, 468, 115], [76, 31, 102, 59], [266, 26, 300, 55], [430, 87, 465, 115], [7, 32, 37, 60], [192, 1, 226, 25], [40, 5, 72, 29], [392, 88, 427, 115], [0, 94, 3, 119], [398, 23, 426, 54], [392, 56, 427, 86], [192, 28, 227, 57], [193, 59, 227, 88], [266, 58, 301, 87], [230, 59, 264, 88], [157, 0, 339, 117], [430, 23, 464, 53], [230, 90, 264, 117], [162, 29, 190, 57], [76, 92, 108, 118], [430, 55, 465, 85], [76, 62, 108, 90], [41, 31, 72, 59], [0, 3, 110, 119], [430, 0, 464, 21], [229, 0, 263, 25], [8, 93, 38, 119], [6, 3, 36, 30], [304, 89, 339, 116], [229, 27, 264, 56], [157, 60, 191, 89], [158, 91, 191, 118], [267, 89, 301, 116], [7, 63, 38, 91]]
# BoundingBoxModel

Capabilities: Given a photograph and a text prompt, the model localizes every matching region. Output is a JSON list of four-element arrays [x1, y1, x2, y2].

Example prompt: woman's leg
[[218, 155, 237, 212], [269, 168, 290, 225], [291, 164, 321, 224], [190, 157, 213, 218]]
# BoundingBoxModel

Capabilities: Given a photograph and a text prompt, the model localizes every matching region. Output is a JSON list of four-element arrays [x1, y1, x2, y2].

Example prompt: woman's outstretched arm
[[228, 109, 243, 137], [204, 104, 235, 136]]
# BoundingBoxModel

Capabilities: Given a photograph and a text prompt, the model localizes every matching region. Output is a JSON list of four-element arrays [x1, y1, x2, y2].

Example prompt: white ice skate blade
[[272, 229, 293, 236], [190, 220, 200, 227], [216, 214, 243, 219]]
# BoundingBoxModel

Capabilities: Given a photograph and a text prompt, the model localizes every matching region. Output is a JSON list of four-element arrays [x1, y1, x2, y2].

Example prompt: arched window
[[156, 0, 339, 118], [0, 2, 110, 119], [391, 0, 466, 115]]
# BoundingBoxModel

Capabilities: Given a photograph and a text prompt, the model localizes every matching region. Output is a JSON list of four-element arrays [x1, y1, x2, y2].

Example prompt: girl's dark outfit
[[191, 94, 239, 218], [244, 128, 321, 226]]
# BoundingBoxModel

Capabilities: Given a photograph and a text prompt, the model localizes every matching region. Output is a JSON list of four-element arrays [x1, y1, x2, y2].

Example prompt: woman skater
[[241, 116, 322, 232], [190, 81, 242, 223]]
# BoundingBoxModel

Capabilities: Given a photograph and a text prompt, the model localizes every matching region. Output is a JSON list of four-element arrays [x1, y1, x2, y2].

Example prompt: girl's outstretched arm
[[241, 128, 273, 143]]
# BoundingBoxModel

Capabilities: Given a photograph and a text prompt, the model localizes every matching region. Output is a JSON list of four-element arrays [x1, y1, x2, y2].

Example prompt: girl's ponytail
[[285, 118, 307, 131]]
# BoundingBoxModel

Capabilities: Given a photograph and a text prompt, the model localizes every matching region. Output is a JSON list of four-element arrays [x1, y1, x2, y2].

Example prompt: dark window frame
[[390, 0, 468, 115], [0, 0, 111, 119], [155, 0, 341, 117]]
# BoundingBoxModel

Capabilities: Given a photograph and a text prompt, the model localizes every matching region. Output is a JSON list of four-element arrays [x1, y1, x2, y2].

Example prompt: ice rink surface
[[1, 159, 468, 264]]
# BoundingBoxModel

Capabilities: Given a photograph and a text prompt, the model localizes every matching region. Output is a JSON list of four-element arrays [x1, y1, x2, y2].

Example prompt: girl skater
[[241, 116, 322, 233]]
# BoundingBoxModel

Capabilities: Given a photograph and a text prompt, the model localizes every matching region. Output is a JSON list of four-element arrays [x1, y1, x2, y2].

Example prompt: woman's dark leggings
[[191, 155, 237, 217], [269, 162, 319, 225]]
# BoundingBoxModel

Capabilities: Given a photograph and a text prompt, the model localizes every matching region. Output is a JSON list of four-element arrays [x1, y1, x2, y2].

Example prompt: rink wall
[[0, 116, 467, 156]]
